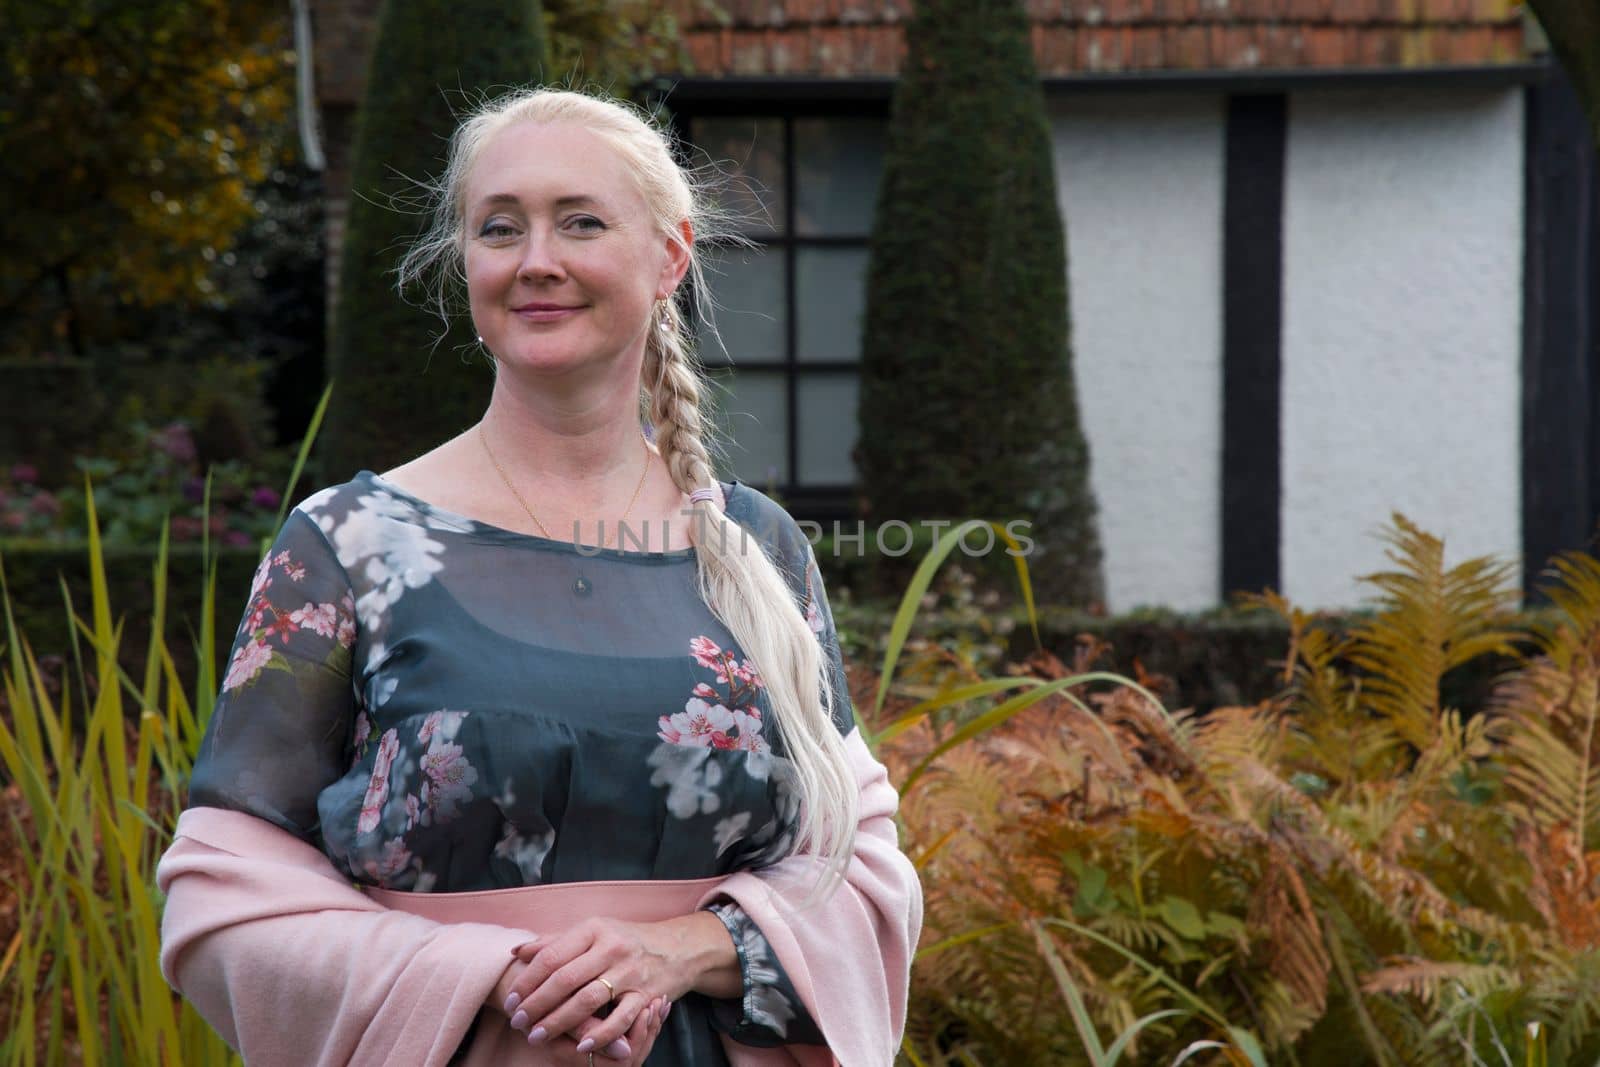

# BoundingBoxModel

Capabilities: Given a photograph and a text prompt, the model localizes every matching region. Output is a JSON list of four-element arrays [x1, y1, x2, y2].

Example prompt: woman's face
[[461, 121, 683, 380]]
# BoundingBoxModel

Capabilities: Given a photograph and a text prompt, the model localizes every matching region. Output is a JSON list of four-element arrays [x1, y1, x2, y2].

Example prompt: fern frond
[[1248, 857, 1331, 1015], [1539, 551, 1600, 646], [1361, 958, 1515, 1006], [1494, 653, 1600, 853], [1347, 514, 1521, 752]]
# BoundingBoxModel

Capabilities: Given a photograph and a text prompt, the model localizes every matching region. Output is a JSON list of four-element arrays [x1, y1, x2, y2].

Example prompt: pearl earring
[[657, 300, 671, 332]]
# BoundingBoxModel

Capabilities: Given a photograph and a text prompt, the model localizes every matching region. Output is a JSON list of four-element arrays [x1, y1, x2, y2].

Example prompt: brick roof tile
[[667, 0, 1528, 75]]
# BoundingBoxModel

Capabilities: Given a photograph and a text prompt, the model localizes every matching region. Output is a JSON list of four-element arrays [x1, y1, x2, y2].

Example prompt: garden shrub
[[857, 0, 1103, 609], [0, 542, 257, 714], [321, 0, 549, 478]]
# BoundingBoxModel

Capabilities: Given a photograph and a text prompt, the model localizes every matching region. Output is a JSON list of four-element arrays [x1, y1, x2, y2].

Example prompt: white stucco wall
[[1281, 88, 1524, 608], [1051, 95, 1226, 612]]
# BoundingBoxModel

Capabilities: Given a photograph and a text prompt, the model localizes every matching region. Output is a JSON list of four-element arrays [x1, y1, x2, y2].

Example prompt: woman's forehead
[[465, 121, 643, 214]]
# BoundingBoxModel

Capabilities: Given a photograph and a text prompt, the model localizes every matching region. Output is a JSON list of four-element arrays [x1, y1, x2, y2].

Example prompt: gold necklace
[[477, 423, 651, 550]]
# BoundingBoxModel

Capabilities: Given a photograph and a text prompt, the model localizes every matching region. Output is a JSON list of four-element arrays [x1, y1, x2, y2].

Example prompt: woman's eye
[[479, 221, 517, 239], [567, 215, 606, 233]]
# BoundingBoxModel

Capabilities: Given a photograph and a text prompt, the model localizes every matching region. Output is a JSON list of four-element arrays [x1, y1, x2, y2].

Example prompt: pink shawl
[[156, 730, 921, 1067]]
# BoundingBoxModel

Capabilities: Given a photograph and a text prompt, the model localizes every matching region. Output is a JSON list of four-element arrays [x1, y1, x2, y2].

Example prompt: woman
[[156, 87, 921, 1067]]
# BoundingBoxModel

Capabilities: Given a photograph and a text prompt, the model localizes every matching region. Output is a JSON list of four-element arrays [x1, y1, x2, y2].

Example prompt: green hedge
[[1, 539, 1526, 721], [0, 541, 259, 699], [811, 532, 1531, 715]]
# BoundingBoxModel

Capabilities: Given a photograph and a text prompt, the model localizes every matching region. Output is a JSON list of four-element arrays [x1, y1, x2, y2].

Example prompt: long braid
[[643, 302, 716, 495], [647, 299, 858, 898]]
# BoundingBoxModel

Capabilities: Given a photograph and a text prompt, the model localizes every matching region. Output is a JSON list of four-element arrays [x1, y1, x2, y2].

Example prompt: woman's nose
[[517, 230, 564, 281]]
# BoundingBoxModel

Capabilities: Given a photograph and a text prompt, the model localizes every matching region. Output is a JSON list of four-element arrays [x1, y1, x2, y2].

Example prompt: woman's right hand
[[494, 956, 669, 1064], [536, 998, 668, 1066]]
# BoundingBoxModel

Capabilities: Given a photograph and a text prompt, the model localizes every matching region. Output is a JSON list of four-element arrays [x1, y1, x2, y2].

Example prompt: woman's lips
[[512, 305, 583, 323]]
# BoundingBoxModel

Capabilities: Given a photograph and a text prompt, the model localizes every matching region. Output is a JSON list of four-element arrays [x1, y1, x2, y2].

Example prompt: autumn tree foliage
[[541, 0, 709, 89], [0, 0, 296, 354]]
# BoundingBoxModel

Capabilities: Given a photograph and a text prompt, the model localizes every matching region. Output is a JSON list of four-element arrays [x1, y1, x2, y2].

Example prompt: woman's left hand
[[502, 913, 737, 1054]]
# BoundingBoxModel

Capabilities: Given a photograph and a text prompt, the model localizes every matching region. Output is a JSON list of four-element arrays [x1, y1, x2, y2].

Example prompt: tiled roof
[[668, 0, 1529, 77]]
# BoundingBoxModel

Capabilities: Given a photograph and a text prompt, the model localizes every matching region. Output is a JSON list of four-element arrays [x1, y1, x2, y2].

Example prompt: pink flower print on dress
[[351, 710, 371, 753], [731, 708, 768, 753], [358, 729, 400, 834], [405, 793, 421, 830], [264, 612, 300, 641], [364, 836, 412, 882], [732, 707, 764, 738], [418, 709, 458, 744], [222, 637, 274, 692], [249, 555, 273, 600], [421, 738, 477, 819], [336, 590, 357, 649], [732, 660, 765, 689], [692, 682, 718, 700], [289, 601, 339, 638], [689, 636, 725, 672], [689, 635, 761, 687], [658, 697, 737, 747]]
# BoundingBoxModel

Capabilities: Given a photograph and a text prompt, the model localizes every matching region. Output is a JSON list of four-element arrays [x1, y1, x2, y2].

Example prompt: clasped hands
[[493, 912, 741, 1065]]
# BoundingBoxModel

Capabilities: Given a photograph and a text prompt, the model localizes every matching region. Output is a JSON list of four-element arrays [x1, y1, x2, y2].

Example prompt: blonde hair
[[396, 87, 858, 895]]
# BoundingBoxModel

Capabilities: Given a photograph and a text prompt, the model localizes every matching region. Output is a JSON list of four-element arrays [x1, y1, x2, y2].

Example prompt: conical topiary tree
[[321, 0, 548, 478], [856, 0, 1103, 606]]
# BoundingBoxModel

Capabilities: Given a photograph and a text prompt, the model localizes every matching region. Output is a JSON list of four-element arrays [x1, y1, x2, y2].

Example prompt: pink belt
[[364, 875, 728, 929]]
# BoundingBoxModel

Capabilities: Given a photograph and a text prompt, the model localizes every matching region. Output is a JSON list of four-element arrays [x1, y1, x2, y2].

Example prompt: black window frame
[[664, 97, 891, 521]]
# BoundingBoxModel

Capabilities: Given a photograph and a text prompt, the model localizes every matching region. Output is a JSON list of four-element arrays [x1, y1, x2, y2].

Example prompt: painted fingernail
[[508, 1010, 528, 1031], [575, 1037, 596, 1054], [527, 1025, 548, 1044], [503, 993, 521, 1014], [604, 1038, 632, 1059], [665, 1000, 673, 1019], [508, 938, 537, 954]]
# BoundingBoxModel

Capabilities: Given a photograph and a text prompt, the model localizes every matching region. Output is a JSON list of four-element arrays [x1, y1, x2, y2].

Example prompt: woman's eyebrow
[[475, 193, 606, 211]]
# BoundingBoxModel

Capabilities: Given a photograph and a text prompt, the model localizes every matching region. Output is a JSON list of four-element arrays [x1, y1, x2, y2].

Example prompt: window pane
[[698, 245, 786, 366], [795, 247, 868, 363], [705, 368, 788, 487], [689, 117, 787, 238], [797, 374, 858, 486], [794, 117, 885, 237]]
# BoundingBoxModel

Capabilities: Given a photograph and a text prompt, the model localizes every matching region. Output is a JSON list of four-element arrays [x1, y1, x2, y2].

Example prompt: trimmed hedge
[[1, 540, 1525, 721], [857, 0, 1103, 608], [321, 0, 549, 478], [0, 542, 259, 699]]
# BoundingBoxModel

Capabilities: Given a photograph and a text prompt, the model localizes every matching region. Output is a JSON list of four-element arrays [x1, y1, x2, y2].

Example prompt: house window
[[681, 110, 887, 508]]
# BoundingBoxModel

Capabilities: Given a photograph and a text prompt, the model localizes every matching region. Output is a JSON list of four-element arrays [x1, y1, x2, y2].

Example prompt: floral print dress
[[187, 471, 856, 1064]]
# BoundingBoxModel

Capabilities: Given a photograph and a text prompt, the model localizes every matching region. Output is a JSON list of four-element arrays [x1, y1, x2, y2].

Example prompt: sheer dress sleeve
[[706, 520, 854, 1047], [187, 508, 359, 844]]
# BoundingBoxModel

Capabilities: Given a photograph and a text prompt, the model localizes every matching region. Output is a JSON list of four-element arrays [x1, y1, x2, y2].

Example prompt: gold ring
[[596, 976, 615, 1001]]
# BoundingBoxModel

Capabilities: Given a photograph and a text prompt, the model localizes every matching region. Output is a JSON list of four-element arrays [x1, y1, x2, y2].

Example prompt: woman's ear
[[657, 218, 694, 299]]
